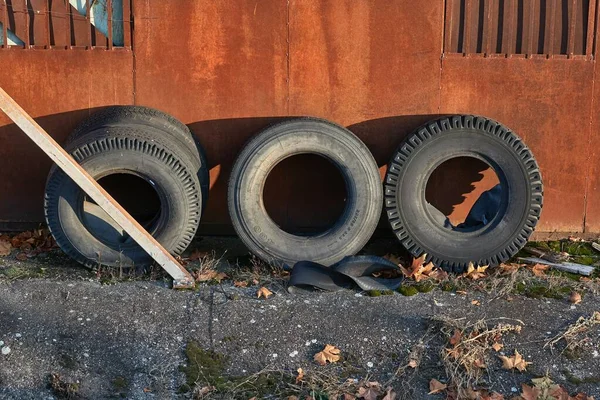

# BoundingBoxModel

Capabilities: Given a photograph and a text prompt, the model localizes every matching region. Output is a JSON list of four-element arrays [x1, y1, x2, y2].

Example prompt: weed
[[48, 373, 80, 400]]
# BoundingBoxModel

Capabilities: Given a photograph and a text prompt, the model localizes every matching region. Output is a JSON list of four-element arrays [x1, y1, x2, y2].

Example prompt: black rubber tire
[[384, 115, 543, 272], [67, 105, 210, 211], [44, 126, 202, 269], [228, 118, 383, 267]]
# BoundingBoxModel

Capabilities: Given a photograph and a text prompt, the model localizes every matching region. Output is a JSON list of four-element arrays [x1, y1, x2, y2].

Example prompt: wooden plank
[[568, 0, 578, 56], [519, 257, 595, 276], [586, 0, 596, 56], [0, 86, 195, 288]]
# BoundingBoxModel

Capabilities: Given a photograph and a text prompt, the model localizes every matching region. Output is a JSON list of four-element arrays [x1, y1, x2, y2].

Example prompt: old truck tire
[[68, 105, 210, 211], [44, 126, 202, 269], [228, 118, 383, 267], [385, 115, 543, 272]]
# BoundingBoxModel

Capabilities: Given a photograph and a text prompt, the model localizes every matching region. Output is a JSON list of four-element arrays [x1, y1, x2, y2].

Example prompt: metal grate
[[0, 0, 131, 49], [444, 0, 599, 59]]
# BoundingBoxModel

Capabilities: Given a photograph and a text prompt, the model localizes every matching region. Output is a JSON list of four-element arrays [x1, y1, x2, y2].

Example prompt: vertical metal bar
[[485, 0, 495, 54], [44, 0, 50, 47], [2, 0, 8, 47], [568, 0, 578, 55], [527, 0, 536, 55], [65, 0, 71, 48], [23, 0, 29, 47], [122, 0, 131, 48], [464, 0, 473, 53], [85, 0, 91, 47], [546, 0, 557, 55], [503, 0, 516, 54], [586, 0, 596, 56], [444, 0, 454, 52], [106, 0, 112, 49]]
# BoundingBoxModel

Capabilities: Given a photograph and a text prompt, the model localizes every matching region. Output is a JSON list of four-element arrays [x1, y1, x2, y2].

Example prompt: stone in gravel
[[1, 346, 10, 355]]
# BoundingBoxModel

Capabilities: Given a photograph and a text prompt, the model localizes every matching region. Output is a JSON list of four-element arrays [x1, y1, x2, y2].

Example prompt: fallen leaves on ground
[[530, 263, 550, 277], [295, 367, 304, 384], [428, 378, 447, 394], [194, 270, 228, 283], [498, 350, 531, 371], [471, 299, 481, 306], [0, 239, 11, 256], [0, 230, 56, 258], [399, 254, 447, 282], [233, 280, 248, 288], [463, 263, 489, 280], [314, 344, 340, 365], [518, 376, 594, 400], [569, 292, 582, 304], [256, 286, 273, 299], [382, 387, 396, 400], [356, 382, 381, 400], [492, 342, 503, 352], [499, 263, 521, 274]]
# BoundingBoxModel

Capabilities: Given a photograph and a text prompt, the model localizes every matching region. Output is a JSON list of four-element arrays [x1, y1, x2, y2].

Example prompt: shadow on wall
[[0, 111, 494, 232]]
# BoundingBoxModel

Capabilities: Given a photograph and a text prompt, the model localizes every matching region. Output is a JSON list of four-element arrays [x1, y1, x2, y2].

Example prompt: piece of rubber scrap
[[287, 255, 403, 293]]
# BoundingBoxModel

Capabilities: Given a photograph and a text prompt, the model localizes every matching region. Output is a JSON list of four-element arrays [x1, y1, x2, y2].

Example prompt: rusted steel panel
[[441, 56, 594, 232], [133, 0, 288, 229], [0, 50, 133, 225]]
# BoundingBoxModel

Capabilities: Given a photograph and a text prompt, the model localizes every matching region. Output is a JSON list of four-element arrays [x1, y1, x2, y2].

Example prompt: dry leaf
[[0, 240, 11, 256], [428, 378, 447, 394], [342, 394, 356, 400], [471, 299, 481, 306], [357, 382, 382, 400], [314, 344, 341, 365], [295, 368, 304, 384], [195, 270, 228, 283], [382, 387, 396, 400], [499, 263, 520, 274], [456, 290, 468, 296], [498, 350, 531, 371], [492, 342, 504, 352], [16, 252, 28, 261], [530, 263, 550, 277], [474, 358, 487, 369], [233, 280, 248, 288], [287, 396, 299, 400], [407, 359, 418, 368], [464, 262, 489, 280], [450, 329, 462, 346], [257, 287, 273, 299], [399, 254, 445, 282], [569, 292, 582, 305]]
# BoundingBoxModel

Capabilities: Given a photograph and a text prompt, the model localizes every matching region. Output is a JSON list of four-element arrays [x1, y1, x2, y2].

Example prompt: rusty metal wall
[[1, 0, 599, 238]]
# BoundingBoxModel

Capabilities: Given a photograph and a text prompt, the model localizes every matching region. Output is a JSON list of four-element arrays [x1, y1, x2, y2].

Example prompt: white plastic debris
[[1, 346, 11, 355]]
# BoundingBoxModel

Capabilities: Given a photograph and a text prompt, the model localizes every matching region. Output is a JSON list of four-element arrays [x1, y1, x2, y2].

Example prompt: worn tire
[[45, 126, 202, 268], [228, 118, 383, 267], [68, 105, 209, 211], [384, 115, 543, 272]]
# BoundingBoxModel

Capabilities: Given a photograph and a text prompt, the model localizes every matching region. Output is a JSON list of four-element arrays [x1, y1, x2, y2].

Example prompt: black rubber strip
[[287, 255, 403, 293]]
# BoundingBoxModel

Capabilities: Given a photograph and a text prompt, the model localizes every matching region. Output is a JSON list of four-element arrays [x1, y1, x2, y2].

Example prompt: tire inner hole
[[425, 156, 503, 231], [263, 154, 347, 235], [82, 173, 162, 246]]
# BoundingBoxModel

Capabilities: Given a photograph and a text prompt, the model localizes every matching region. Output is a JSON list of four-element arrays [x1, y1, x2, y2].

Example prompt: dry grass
[[545, 311, 600, 353], [433, 315, 524, 398]]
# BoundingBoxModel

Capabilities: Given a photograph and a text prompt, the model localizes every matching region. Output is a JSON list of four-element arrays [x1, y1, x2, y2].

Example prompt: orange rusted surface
[[1, 0, 599, 238], [0, 50, 133, 225]]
